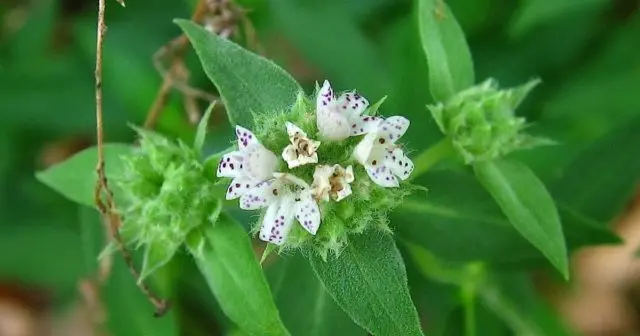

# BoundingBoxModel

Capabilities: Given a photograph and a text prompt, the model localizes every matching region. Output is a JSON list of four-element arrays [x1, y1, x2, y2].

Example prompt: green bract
[[428, 78, 552, 163], [111, 127, 221, 281]]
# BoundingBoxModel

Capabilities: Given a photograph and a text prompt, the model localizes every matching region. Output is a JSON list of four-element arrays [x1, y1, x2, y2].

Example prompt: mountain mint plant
[[217, 80, 416, 258]]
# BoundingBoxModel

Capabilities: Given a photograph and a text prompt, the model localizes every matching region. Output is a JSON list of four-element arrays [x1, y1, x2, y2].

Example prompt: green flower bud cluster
[[112, 127, 221, 281], [428, 78, 552, 163]]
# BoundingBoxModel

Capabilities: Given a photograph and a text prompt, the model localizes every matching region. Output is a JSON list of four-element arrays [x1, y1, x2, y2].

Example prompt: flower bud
[[428, 78, 552, 163]]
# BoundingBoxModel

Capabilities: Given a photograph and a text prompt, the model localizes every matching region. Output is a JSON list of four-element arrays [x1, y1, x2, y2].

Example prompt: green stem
[[409, 137, 455, 180], [462, 283, 476, 336]]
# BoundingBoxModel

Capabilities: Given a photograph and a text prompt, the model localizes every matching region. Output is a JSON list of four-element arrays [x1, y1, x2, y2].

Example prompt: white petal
[[378, 116, 409, 143], [335, 91, 369, 118], [296, 152, 318, 167], [281, 145, 298, 168], [364, 161, 399, 188], [350, 115, 382, 136], [239, 179, 279, 210], [353, 132, 377, 165], [285, 121, 307, 139], [316, 81, 350, 140], [317, 109, 350, 141], [225, 177, 254, 200], [294, 190, 321, 235], [311, 165, 333, 202], [259, 196, 295, 245], [235, 125, 259, 150], [244, 144, 278, 181], [384, 148, 414, 181], [216, 151, 244, 178], [334, 183, 352, 202], [343, 165, 355, 183]]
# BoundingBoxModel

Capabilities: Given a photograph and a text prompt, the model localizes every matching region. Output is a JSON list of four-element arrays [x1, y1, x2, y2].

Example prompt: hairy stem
[[409, 137, 455, 180]]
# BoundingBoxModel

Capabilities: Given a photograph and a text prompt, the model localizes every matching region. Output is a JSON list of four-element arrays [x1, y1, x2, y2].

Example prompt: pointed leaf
[[139, 239, 179, 283], [193, 213, 289, 336], [194, 102, 216, 155], [35, 143, 132, 207], [551, 115, 640, 223], [417, 0, 474, 101], [473, 159, 568, 279], [175, 19, 302, 128], [81, 207, 179, 336], [268, 254, 366, 336], [306, 231, 424, 336]]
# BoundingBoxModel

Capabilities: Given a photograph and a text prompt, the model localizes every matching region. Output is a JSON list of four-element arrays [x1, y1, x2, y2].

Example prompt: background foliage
[[1, 0, 639, 335]]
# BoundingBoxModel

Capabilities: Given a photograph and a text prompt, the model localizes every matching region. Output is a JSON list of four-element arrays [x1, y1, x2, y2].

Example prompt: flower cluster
[[217, 80, 415, 256]]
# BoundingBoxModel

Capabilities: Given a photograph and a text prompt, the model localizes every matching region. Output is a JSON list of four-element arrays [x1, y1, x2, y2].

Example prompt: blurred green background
[[1, 0, 639, 335]]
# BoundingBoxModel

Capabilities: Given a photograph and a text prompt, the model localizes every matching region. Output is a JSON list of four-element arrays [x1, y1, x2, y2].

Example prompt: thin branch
[[143, 0, 210, 129], [94, 0, 170, 317]]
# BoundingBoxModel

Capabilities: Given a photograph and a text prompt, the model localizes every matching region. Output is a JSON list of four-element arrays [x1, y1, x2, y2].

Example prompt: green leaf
[[473, 159, 568, 279], [551, 115, 640, 223], [175, 19, 302, 128], [306, 231, 424, 336], [398, 169, 620, 267], [509, 0, 607, 38], [139, 239, 178, 284], [104, 257, 180, 336], [80, 206, 180, 336], [193, 213, 289, 336], [268, 254, 366, 336], [479, 273, 573, 336], [194, 102, 216, 156], [417, 0, 475, 102], [35, 144, 133, 207]]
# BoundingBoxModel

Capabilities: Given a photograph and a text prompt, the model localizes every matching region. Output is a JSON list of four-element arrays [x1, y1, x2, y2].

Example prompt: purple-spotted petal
[[335, 91, 369, 118], [350, 115, 382, 136], [235, 125, 259, 150], [244, 144, 278, 181], [353, 132, 377, 164], [385, 148, 414, 181], [239, 179, 278, 210], [316, 81, 350, 141], [216, 151, 244, 178], [364, 162, 399, 188], [316, 80, 335, 113], [294, 190, 321, 235], [378, 116, 409, 143], [258, 196, 295, 245], [225, 177, 254, 200]]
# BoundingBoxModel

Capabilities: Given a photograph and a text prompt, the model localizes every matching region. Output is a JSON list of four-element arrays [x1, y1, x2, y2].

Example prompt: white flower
[[316, 80, 381, 141], [239, 173, 321, 245], [281, 122, 321, 169], [311, 164, 354, 202], [217, 126, 278, 200], [353, 116, 414, 187]]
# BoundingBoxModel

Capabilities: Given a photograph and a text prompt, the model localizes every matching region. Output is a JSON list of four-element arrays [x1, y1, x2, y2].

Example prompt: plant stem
[[409, 137, 455, 180], [462, 283, 476, 336]]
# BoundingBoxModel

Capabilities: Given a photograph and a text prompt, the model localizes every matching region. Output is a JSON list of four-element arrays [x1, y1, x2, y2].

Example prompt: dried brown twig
[[93, 0, 170, 317], [144, 0, 262, 129]]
